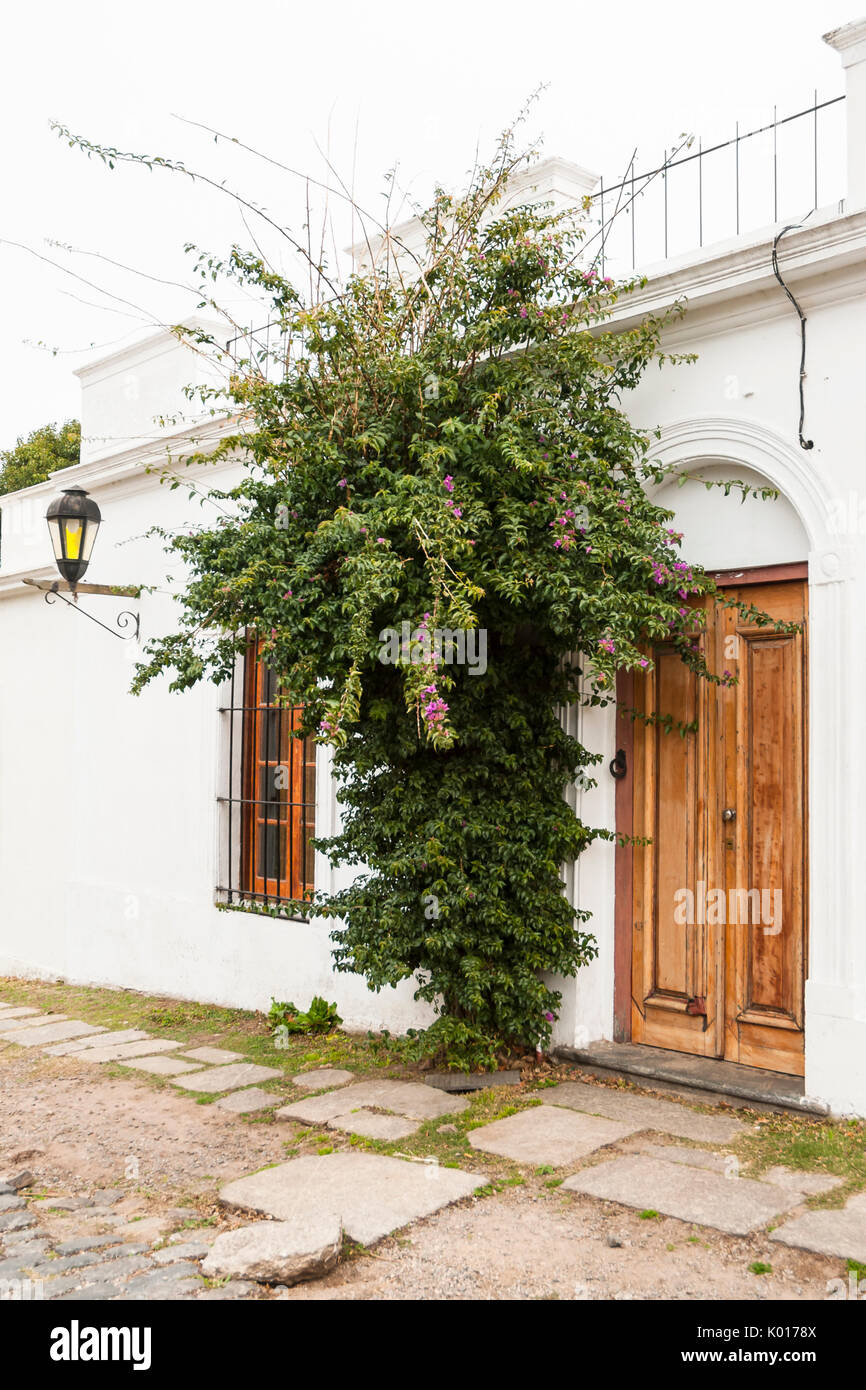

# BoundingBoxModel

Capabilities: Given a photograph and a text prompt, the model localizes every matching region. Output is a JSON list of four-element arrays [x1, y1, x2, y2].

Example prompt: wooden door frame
[[612, 560, 808, 1042]]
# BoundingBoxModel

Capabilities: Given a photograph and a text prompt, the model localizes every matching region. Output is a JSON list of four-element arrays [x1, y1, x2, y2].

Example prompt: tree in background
[[0, 419, 80, 495]]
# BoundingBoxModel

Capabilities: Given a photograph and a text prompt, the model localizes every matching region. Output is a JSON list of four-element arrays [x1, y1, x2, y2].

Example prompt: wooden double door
[[629, 577, 807, 1076]]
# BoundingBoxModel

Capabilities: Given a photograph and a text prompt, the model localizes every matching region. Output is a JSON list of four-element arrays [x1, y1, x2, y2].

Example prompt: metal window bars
[[216, 646, 317, 919]]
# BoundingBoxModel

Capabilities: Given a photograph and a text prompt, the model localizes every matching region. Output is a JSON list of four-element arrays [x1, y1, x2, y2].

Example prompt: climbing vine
[[68, 123, 744, 1066]]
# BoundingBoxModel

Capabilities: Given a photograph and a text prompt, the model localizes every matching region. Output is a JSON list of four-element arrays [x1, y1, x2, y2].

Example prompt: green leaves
[[125, 142, 724, 1065]]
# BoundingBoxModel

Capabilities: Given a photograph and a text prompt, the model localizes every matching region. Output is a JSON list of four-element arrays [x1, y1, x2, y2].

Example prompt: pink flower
[[338, 478, 347, 488], [443, 475, 454, 492]]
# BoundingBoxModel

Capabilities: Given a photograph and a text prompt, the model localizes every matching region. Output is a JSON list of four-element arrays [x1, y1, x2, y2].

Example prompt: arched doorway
[[616, 449, 812, 1076]]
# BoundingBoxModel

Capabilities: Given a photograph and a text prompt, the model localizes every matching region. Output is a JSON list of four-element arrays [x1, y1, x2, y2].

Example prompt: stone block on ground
[[152, 1242, 212, 1265], [425, 1070, 522, 1092], [214, 1087, 280, 1114], [0, 1211, 36, 1232], [170, 1062, 282, 1093], [51, 1283, 123, 1301], [1, 1020, 102, 1047], [529, 1080, 744, 1144], [0, 1011, 69, 1034], [0, 1171, 35, 1192], [122, 1263, 203, 1299], [622, 1141, 733, 1174], [276, 1078, 468, 1125], [760, 1165, 843, 1196], [194, 1279, 258, 1300], [0, 1007, 41, 1020], [123, 1056, 203, 1077], [0, 1013, 63, 1031], [219, 1151, 485, 1246], [202, 1216, 342, 1286], [45, 1030, 148, 1056], [178, 1047, 245, 1065], [469, 1105, 638, 1166], [77, 1039, 182, 1063], [562, 1154, 801, 1235], [292, 1067, 355, 1091], [770, 1200, 866, 1261], [326, 1109, 418, 1140]]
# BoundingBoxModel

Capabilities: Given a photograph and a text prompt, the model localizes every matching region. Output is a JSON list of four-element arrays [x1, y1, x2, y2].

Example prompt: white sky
[[0, 0, 857, 449]]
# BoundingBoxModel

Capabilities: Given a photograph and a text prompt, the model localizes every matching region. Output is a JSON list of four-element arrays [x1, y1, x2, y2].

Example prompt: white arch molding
[[647, 418, 863, 1112]]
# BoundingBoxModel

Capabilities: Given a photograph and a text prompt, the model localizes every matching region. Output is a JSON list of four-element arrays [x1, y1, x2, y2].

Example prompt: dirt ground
[[0, 1042, 845, 1301]]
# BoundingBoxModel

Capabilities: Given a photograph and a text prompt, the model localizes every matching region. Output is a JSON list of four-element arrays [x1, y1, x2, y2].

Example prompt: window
[[220, 641, 316, 914]]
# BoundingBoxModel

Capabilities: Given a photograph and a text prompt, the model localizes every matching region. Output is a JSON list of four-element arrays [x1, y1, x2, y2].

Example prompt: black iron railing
[[590, 92, 846, 276]]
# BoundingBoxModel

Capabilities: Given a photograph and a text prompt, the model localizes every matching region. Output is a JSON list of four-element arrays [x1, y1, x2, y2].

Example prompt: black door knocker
[[609, 748, 627, 780]]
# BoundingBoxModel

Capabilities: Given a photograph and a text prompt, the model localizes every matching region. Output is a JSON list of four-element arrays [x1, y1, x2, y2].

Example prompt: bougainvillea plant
[[72, 123, 745, 1066]]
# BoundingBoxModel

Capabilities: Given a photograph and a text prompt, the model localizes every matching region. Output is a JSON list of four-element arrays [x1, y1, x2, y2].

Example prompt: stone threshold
[[553, 1040, 829, 1117]]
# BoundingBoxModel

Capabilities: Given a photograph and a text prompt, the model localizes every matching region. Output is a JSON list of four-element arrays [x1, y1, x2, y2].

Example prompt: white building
[[3, 19, 866, 1115]]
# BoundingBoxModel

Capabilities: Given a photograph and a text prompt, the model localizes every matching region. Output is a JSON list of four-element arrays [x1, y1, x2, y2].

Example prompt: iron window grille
[[218, 640, 316, 918]]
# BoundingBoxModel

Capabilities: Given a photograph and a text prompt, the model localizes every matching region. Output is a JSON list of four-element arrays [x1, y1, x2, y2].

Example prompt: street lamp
[[45, 487, 101, 590], [28, 485, 140, 640]]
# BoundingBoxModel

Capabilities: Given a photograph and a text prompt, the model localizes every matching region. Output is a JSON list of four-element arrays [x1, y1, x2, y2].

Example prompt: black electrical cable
[[771, 220, 814, 451]]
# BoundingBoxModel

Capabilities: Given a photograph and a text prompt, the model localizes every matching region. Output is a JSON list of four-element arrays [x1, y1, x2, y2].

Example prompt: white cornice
[[605, 204, 866, 340], [73, 316, 231, 381], [824, 17, 866, 64], [0, 415, 242, 508]]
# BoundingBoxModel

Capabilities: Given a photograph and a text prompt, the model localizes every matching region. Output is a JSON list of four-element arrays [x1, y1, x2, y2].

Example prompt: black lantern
[[45, 487, 101, 589]]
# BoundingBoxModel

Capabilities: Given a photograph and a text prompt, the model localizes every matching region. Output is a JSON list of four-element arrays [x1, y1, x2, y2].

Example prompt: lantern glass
[[45, 488, 101, 587]]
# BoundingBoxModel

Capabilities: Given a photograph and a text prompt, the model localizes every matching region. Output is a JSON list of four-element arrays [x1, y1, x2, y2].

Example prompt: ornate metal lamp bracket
[[44, 582, 140, 642]]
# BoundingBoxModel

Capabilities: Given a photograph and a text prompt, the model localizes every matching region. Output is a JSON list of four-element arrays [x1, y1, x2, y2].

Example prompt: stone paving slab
[[761, 1166, 843, 1196], [171, 1062, 283, 1092], [529, 1081, 745, 1143], [77, 1039, 182, 1063], [2, 1020, 105, 1047], [178, 1047, 245, 1065], [469, 1105, 638, 1166], [276, 1078, 468, 1126], [623, 1141, 732, 1174], [214, 1087, 279, 1114], [123, 1056, 202, 1077], [0, 1006, 41, 1019], [45, 1030, 147, 1056], [0, 1014, 70, 1033], [292, 1068, 355, 1091], [562, 1155, 802, 1235], [219, 1151, 486, 1246], [770, 1202, 866, 1261], [326, 1109, 419, 1140]]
